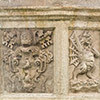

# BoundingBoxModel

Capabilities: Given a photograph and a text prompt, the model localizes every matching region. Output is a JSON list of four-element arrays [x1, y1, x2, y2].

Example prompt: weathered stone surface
[[69, 29, 100, 93], [0, 2, 100, 100], [2, 28, 54, 93], [1, 0, 100, 7]]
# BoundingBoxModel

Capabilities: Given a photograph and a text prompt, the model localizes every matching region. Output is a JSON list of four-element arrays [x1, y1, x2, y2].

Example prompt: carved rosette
[[2, 28, 54, 93]]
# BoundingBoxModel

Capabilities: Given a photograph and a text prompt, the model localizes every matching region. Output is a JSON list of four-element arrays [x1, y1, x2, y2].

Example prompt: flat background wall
[[0, 0, 100, 7]]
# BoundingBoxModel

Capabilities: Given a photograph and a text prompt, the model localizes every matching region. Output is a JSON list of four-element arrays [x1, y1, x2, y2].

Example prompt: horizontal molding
[[0, 7, 100, 21], [69, 27, 100, 31], [1, 6, 100, 11]]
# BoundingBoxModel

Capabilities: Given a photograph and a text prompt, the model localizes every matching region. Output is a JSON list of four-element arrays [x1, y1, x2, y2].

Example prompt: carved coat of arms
[[2, 28, 54, 93]]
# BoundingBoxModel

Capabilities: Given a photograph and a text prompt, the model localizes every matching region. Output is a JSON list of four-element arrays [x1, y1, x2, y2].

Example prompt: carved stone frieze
[[69, 30, 100, 93], [2, 28, 54, 93]]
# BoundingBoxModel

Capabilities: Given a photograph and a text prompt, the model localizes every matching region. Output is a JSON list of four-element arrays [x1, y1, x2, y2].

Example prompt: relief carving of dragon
[[69, 30, 100, 93]]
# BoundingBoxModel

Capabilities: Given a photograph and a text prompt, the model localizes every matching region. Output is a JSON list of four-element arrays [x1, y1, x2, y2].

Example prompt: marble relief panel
[[1, 28, 54, 93], [69, 29, 100, 93]]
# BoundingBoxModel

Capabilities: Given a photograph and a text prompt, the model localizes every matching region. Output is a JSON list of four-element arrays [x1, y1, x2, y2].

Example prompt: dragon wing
[[69, 31, 84, 67]]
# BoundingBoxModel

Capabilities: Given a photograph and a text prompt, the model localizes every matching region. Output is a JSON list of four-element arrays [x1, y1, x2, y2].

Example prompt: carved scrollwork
[[2, 28, 54, 93]]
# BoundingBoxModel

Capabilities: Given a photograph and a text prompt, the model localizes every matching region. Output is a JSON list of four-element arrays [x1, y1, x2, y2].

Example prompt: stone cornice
[[0, 7, 100, 21]]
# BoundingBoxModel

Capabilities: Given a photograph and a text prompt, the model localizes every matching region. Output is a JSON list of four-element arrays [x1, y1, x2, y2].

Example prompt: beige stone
[[0, 6, 100, 100], [1, 0, 100, 8]]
